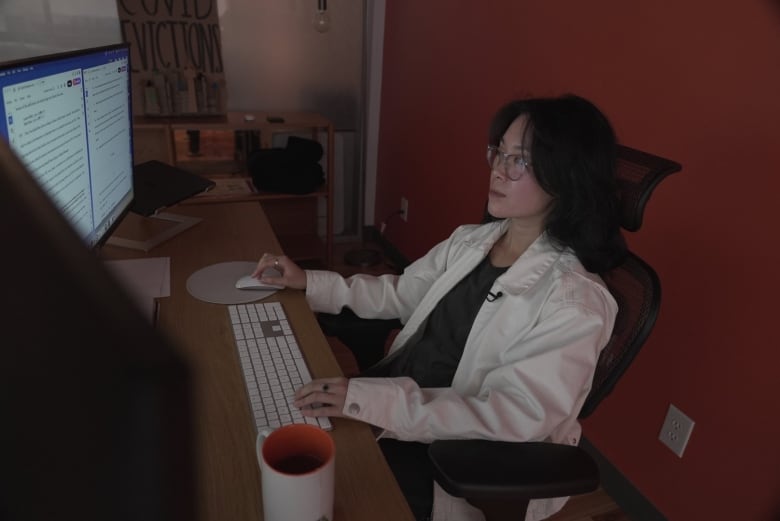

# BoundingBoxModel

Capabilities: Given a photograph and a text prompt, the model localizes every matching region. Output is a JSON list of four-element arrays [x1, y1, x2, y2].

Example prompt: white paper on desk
[[104, 257, 171, 322]]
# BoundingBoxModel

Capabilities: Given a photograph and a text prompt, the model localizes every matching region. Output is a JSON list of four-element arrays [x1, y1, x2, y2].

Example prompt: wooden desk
[[102, 202, 413, 521]]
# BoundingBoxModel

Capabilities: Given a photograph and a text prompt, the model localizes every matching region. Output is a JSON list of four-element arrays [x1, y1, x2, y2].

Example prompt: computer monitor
[[0, 140, 196, 519], [0, 43, 134, 249]]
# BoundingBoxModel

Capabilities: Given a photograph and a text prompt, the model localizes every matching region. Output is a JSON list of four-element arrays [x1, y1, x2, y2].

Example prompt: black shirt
[[363, 256, 508, 387]]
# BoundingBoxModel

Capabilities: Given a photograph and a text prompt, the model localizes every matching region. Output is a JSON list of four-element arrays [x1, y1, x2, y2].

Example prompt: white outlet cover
[[659, 403, 695, 457]]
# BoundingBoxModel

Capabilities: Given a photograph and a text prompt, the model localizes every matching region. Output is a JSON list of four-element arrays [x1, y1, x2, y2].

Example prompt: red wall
[[375, 2, 780, 519]]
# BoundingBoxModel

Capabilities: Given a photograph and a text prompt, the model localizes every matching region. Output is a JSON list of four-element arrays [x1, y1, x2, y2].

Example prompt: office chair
[[317, 145, 681, 520]]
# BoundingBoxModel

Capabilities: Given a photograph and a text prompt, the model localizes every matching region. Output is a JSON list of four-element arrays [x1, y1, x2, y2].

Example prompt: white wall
[[217, 0, 364, 131], [0, 0, 121, 61]]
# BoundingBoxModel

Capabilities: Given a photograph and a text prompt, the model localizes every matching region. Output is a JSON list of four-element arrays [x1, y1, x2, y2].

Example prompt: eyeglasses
[[486, 145, 531, 181]]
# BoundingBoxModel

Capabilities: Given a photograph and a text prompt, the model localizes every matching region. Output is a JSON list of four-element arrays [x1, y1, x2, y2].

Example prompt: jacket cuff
[[341, 377, 401, 431], [304, 270, 341, 313]]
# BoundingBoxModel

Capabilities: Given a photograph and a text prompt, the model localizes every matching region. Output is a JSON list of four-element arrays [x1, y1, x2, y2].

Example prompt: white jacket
[[305, 220, 617, 521]]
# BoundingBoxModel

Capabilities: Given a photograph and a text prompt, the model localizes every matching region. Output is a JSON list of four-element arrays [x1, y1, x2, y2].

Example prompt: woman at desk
[[252, 94, 625, 521]]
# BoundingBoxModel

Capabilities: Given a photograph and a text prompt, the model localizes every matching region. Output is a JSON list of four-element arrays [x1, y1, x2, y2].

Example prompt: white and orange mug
[[256, 424, 335, 521]]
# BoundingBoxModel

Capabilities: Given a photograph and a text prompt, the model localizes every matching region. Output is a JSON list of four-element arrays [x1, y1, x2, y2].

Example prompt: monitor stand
[[107, 212, 202, 252]]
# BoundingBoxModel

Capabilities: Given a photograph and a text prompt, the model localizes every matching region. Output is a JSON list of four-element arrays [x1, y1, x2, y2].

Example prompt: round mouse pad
[[186, 261, 278, 304]]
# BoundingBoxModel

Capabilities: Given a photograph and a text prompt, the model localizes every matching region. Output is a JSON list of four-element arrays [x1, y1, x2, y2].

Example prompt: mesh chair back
[[578, 252, 661, 418], [615, 145, 682, 232]]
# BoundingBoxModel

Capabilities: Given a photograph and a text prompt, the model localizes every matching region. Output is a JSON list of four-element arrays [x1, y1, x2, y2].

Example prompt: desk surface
[[102, 202, 413, 521]]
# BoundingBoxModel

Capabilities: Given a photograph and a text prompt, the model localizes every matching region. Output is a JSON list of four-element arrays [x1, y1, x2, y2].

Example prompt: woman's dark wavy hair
[[488, 94, 626, 273]]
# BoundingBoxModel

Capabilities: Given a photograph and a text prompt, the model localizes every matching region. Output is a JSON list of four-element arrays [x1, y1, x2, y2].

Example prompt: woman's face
[[486, 114, 554, 228]]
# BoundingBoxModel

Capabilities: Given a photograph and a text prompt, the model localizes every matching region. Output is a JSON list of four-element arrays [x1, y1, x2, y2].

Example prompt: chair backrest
[[578, 145, 681, 418], [578, 251, 660, 417], [614, 144, 681, 232]]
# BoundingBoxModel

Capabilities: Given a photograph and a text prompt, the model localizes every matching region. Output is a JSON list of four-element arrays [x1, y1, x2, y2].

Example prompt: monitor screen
[[0, 43, 134, 249], [0, 137, 196, 520]]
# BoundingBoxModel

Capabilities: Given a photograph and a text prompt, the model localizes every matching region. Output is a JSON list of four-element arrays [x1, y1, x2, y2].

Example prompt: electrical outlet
[[400, 197, 409, 222], [659, 404, 695, 457]]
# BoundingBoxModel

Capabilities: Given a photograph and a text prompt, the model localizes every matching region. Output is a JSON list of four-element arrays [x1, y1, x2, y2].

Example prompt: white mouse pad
[[186, 261, 278, 304]]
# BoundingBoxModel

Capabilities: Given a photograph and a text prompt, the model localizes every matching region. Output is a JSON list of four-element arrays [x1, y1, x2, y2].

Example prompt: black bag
[[247, 136, 325, 195]]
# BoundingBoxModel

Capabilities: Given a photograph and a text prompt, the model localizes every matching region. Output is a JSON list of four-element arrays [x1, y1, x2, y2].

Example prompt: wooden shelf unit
[[133, 111, 334, 267]]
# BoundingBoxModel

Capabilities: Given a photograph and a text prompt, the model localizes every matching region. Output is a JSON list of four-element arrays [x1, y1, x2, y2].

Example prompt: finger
[[293, 391, 333, 409], [252, 253, 277, 277], [294, 384, 337, 403], [293, 384, 347, 407], [251, 263, 263, 278], [294, 377, 345, 399], [300, 404, 343, 418], [259, 273, 285, 285], [294, 381, 318, 400], [294, 390, 346, 417]]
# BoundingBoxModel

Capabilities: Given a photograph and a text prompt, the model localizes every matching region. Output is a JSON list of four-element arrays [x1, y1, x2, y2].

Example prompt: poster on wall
[[116, 0, 227, 117]]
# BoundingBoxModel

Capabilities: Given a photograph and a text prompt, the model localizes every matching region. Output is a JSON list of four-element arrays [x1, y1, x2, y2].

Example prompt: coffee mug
[[256, 424, 335, 521]]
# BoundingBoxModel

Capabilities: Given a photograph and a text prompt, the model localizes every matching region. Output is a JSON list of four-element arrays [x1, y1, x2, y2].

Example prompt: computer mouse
[[235, 268, 284, 290]]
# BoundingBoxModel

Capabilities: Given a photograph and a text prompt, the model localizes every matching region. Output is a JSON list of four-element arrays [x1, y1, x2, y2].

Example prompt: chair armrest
[[428, 440, 599, 501]]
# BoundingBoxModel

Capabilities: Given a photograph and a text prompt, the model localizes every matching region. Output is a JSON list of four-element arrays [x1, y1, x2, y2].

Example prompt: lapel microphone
[[486, 291, 503, 302]]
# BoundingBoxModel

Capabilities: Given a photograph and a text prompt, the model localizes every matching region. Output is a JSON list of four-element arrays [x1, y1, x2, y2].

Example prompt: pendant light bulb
[[313, 0, 330, 33]]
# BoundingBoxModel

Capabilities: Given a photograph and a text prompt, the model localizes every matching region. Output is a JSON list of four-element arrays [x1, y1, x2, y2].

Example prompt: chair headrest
[[615, 145, 682, 232]]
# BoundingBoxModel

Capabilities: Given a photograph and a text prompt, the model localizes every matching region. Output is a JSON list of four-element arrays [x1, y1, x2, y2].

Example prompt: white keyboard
[[228, 301, 332, 431]]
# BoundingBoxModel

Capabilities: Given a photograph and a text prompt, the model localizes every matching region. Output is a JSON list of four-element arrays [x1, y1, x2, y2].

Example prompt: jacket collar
[[462, 220, 569, 295]]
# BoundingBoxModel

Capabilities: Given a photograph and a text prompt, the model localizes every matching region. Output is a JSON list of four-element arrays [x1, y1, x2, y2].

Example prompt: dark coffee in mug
[[272, 453, 324, 474]]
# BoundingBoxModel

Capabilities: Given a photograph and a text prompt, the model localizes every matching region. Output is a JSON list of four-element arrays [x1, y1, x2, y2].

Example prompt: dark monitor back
[[0, 140, 196, 520]]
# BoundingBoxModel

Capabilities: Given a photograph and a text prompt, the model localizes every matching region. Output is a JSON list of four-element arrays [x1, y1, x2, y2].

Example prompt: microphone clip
[[486, 291, 503, 302]]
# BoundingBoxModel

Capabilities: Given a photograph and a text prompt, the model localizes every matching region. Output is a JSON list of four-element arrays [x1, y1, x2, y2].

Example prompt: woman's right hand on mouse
[[252, 253, 307, 290]]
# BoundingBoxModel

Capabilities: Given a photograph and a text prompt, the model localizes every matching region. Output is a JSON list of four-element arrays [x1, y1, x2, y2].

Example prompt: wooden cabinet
[[133, 112, 334, 267]]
